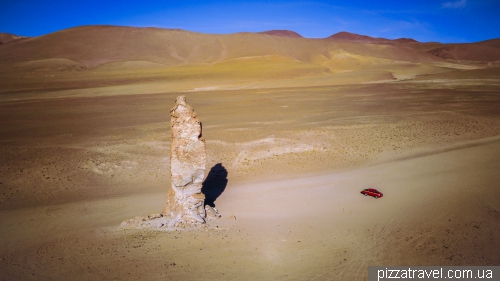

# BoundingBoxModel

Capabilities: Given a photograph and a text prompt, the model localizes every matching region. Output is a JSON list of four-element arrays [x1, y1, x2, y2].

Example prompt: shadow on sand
[[201, 163, 228, 208]]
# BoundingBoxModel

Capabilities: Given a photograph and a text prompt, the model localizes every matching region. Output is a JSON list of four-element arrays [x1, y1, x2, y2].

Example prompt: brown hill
[[428, 39, 500, 61], [0, 33, 26, 45], [327, 32, 419, 44], [394, 38, 418, 43], [258, 30, 303, 38], [327, 31, 390, 44], [327, 31, 402, 44]]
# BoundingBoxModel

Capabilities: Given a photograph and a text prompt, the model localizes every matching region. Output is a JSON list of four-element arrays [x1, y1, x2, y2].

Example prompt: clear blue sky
[[1, 0, 498, 43]]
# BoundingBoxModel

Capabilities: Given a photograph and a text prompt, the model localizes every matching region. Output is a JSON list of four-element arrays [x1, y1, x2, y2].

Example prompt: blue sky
[[0, 0, 498, 43]]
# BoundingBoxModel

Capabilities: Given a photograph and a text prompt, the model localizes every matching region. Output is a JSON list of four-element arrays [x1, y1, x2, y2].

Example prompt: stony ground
[[1, 78, 500, 280]]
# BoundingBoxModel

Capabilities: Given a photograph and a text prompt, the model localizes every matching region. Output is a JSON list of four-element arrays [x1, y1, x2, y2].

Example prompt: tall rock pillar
[[163, 96, 207, 225]]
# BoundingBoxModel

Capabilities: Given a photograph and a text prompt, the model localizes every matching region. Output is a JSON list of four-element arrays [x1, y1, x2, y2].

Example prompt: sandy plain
[[1, 27, 500, 280]]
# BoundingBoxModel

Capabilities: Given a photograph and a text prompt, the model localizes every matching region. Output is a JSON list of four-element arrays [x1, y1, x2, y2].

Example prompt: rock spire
[[163, 96, 207, 225]]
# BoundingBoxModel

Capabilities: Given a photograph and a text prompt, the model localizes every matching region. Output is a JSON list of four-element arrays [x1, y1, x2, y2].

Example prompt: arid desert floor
[[1, 69, 500, 280]]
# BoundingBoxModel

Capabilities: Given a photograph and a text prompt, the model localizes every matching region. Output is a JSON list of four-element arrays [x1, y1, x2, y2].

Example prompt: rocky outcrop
[[121, 96, 222, 230], [162, 96, 207, 226]]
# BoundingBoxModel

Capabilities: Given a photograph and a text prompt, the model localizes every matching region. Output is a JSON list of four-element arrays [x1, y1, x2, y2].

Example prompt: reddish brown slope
[[428, 39, 500, 61], [327, 31, 419, 44], [327, 31, 390, 43], [258, 30, 303, 38], [0, 33, 26, 45]]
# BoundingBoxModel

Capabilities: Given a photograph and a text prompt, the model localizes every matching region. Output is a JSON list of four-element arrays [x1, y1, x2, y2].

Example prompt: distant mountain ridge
[[0, 25, 498, 70]]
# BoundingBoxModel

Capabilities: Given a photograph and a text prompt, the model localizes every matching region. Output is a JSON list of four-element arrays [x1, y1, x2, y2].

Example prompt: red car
[[360, 188, 383, 199]]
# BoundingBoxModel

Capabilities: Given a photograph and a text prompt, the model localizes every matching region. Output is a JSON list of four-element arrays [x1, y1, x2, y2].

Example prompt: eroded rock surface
[[122, 96, 222, 230], [162, 96, 207, 226]]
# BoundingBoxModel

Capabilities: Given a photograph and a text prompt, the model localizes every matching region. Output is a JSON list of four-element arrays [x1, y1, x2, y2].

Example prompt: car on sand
[[360, 188, 383, 199]]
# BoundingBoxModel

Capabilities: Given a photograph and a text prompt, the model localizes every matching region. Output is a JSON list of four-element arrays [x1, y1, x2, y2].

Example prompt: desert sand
[[1, 26, 500, 280]]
